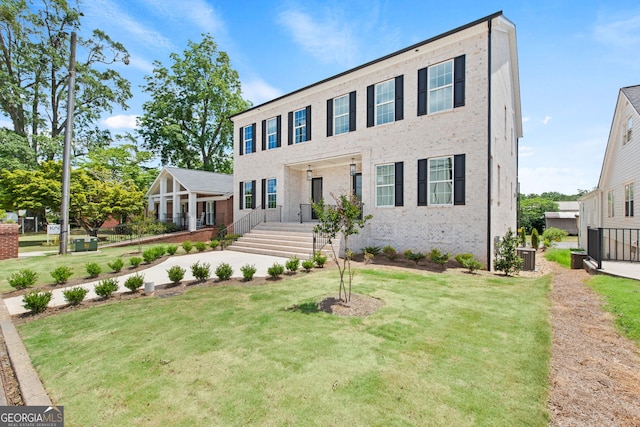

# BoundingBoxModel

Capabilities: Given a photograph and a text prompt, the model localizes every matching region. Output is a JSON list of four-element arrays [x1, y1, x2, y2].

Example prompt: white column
[[158, 178, 167, 222], [172, 177, 180, 224], [188, 192, 197, 231]]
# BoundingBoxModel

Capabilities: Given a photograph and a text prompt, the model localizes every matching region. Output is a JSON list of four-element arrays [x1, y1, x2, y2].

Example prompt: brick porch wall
[[0, 223, 19, 260]]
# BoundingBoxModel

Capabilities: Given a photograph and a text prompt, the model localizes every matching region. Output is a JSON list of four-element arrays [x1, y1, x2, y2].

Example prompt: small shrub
[[382, 245, 397, 261], [518, 228, 527, 247], [195, 241, 207, 252], [9, 269, 38, 290], [542, 227, 568, 246], [94, 278, 119, 298], [495, 228, 524, 276], [404, 250, 425, 265], [215, 262, 234, 281], [166, 244, 178, 255], [531, 228, 540, 250], [240, 264, 256, 281], [362, 246, 382, 256], [107, 258, 124, 273], [428, 248, 450, 268], [191, 261, 211, 282], [154, 245, 166, 257], [167, 266, 186, 285], [301, 259, 315, 272], [163, 222, 181, 233], [142, 248, 156, 263], [50, 266, 73, 285], [85, 262, 102, 278], [364, 252, 375, 264], [182, 241, 194, 253], [63, 287, 89, 306], [22, 290, 52, 314], [209, 239, 220, 250], [455, 253, 474, 266], [313, 252, 327, 268], [463, 258, 484, 274], [124, 273, 145, 292], [286, 256, 300, 273], [221, 237, 235, 249], [267, 262, 285, 279], [129, 257, 142, 268]]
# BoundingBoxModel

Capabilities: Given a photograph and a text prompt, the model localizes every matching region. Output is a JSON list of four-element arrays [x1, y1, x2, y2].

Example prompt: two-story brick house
[[230, 11, 522, 269]]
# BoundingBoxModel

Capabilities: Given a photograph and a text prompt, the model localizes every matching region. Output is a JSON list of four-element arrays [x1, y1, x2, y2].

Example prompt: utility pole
[[59, 32, 76, 255]]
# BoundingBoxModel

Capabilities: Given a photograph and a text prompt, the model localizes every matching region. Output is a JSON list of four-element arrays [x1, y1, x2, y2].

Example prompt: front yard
[[18, 266, 551, 426]]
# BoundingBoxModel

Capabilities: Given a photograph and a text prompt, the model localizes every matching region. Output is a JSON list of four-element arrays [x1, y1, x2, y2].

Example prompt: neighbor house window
[[294, 109, 307, 143], [608, 190, 615, 217], [625, 183, 634, 217], [267, 117, 278, 149], [428, 60, 453, 114], [428, 157, 453, 205], [244, 181, 253, 210], [334, 95, 350, 135], [376, 164, 395, 206], [375, 79, 395, 125], [624, 118, 633, 144], [267, 178, 277, 208]]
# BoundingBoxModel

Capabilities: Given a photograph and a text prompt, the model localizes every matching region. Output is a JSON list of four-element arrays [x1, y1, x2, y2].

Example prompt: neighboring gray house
[[579, 85, 640, 261], [545, 201, 579, 235], [146, 167, 234, 232], [230, 12, 522, 269]]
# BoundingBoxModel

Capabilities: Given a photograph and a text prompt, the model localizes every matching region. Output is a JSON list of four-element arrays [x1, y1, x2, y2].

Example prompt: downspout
[[486, 18, 493, 270]]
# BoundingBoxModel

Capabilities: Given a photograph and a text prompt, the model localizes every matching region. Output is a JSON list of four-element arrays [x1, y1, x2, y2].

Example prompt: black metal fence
[[588, 227, 640, 268]]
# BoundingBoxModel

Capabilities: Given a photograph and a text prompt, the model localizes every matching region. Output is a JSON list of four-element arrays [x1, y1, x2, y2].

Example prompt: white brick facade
[[231, 12, 522, 269]]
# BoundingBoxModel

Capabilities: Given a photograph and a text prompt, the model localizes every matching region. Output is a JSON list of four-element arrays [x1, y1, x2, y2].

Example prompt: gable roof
[[621, 85, 640, 114], [145, 167, 233, 197]]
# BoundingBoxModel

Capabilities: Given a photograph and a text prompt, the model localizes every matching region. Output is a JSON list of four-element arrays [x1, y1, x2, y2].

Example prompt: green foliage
[[455, 253, 474, 265], [383, 245, 397, 261], [301, 259, 315, 272], [129, 257, 143, 268], [519, 228, 526, 247], [404, 250, 425, 265], [164, 222, 181, 233], [166, 244, 178, 255], [589, 275, 640, 343], [181, 241, 193, 253], [124, 273, 145, 292], [454, 254, 483, 274], [191, 261, 211, 282], [544, 248, 571, 268], [167, 266, 186, 285], [215, 263, 234, 281], [240, 264, 256, 281], [428, 248, 450, 268], [363, 252, 375, 264], [531, 228, 540, 250], [0, 129, 37, 172], [209, 239, 220, 250], [94, 278, 119, 298], [285, 256, 300, 273], [107, 258, 124, 273], [194, 241, 207, 252], [22, 291, 52, 314], [313, 253, 327, 268], [267, 263, 285, 279], [142, 245, 166, 263], [8, 269, 38, 290], [51, 266, 73, 285], [85, 262, 102, 278], [62, 287, 89, 306], [519, 197, 558, 233], [494, 228, 524, 276], [362, 246, 381, 256], [542, 227, 568, 246], [138, 34, 250, 172]]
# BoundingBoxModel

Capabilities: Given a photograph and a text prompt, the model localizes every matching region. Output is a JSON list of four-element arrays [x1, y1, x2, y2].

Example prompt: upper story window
[[267, 117, 278, 149], [367, 77, 403, 127], [608, 190, 615, 217], [624, 118, 633, 145], [327, 92, 356, 137], [267, 178, 277, 208], [375, 162, 403, 207], [294, 109, 307, 143], [239, 123, 255, 155], [625, 183, 634, 217], [418, 55, 465, 116], [428, 61, 453, 114]]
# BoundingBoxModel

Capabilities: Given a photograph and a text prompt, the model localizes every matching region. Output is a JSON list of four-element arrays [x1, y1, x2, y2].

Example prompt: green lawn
[[19, 268, 551, 426], [588, 275, 640, 344], [544, 248, 571, 268]]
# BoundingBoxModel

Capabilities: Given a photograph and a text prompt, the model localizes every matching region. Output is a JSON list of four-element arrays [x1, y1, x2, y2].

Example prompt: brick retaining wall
[[0, 223, 19, 260]]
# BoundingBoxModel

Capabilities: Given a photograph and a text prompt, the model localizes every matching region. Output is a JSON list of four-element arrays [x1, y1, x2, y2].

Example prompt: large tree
[[138, 34, 250, 173], [0, 0, 131, 159], [0, 128, 37, 171]]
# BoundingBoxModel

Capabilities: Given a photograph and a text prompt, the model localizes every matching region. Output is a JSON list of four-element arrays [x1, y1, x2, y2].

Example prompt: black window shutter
[[395, 161, 404, 207], [261, 120, 266, 151], [349, 91, 357, 131], [287, 111, 293, 145], [395, 75, 404, 121], [454, 55, 466, 108], [251, 180, 256, 209], [239, 127, 244, 156], [417, 159, 427, 206], [326, 99, 333, 137], [251, 123, 256, 152], [261, 179, 266, 208], [454, 154, 466, 205], [306, 105, 312, 141], [239, 182, 244, 210], [417, 67, 428, 116], [276, 115, 281, 148], [366, 85, 374, 127]]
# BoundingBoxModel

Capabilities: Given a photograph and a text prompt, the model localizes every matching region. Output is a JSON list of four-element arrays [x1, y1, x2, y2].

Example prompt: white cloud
[[102, 115, 138, 130], [518, 166, 595, 195], [143, 0, 225, 34], [542, 115, 552, 125], [594, 13, 640, 46], [127, 55, 155, 74], [522, 116, 530, 123], [242, 78, 283, 106], [277, 8, 357, 67], [519, 146, 534, 158]]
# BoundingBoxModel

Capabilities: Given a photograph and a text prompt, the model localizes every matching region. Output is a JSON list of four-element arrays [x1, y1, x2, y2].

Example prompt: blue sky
[[18, 1, 640, 195]]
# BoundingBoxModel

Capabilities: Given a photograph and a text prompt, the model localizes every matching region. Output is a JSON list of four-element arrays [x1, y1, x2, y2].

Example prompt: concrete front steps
[[228, 222, 332, 260]]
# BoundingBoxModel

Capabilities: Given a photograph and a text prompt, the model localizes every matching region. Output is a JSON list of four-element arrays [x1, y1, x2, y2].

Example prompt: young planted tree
[[312, 194, 372, 303], [494, 228, 524, 276]]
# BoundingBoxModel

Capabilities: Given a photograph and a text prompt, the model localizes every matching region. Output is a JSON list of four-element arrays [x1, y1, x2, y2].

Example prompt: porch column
[[147, 197, 154, 218], [172, 177, 180, 224], [188, 192, 197, 231], [159, 178, 167, 223]]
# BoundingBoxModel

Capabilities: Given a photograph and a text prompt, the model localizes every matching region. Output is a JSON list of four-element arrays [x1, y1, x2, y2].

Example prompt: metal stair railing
[[229, 205, 282, 236]]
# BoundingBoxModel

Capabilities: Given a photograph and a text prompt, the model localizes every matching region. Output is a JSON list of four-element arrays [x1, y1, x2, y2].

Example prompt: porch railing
[[588, 227, 640, 268], [313, 229, 331, 256], [229, 205, 282, 236]]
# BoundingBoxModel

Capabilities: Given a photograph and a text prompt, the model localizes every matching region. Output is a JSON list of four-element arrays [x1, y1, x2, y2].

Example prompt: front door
[[311, 177, 323, 220]]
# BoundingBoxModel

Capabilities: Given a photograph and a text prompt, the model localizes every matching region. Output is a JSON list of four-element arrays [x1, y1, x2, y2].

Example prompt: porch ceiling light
[[307, 166, 312, 181], [350, 159, 356, 176]]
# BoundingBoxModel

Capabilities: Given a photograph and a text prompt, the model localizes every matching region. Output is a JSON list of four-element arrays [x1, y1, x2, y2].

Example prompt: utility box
[[570, 251, 588, 269], [517, 248, 536, 271], [73, 237, 98, 252]]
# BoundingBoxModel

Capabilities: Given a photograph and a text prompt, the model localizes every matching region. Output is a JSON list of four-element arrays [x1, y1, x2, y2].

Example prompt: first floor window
[[244, 181, 253, 210], [625, 183, 634, 217], [244, 125, 253, 154], [428, 157, 453, 205], [267, 178, 277, 208], [608, 190, 615, 217], [376, 164, 395, 206]]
